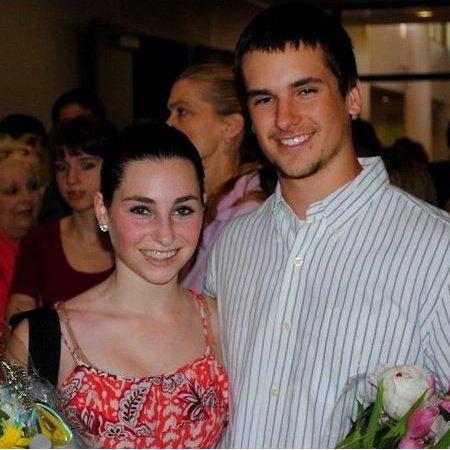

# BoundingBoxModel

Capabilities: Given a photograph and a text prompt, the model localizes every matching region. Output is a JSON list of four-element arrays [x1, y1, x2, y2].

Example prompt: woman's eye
[[55, 162, 66, 172], [80, 161, 97, 170], [177, 107, 191, 118], [174, 206, 194, 216], [130, 205, 150, 216], [2, 185, 18, 196], [27, 179, 39, 191]]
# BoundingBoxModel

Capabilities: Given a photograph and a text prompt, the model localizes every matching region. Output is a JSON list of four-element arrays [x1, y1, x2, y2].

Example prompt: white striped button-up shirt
[[205, 157, 450, 448]]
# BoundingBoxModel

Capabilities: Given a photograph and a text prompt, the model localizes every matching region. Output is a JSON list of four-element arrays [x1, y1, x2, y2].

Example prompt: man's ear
[[94, 192, 109, 230], [222, 113, 245, 140], [346, 80, 362, 117]]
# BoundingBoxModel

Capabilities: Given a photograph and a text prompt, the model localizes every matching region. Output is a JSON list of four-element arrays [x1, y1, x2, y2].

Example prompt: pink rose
[[406, 405, 439, 439]]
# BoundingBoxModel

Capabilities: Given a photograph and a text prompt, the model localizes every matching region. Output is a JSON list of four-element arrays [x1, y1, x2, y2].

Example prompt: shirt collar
[[272, 157, 390, 230]]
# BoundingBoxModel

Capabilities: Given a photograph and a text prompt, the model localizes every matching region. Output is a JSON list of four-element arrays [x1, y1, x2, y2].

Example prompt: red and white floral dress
[[57, 294, 229, 449]]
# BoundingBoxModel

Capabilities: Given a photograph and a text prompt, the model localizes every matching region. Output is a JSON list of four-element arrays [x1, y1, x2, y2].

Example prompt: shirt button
[[294, 256, 303, 267], [283, 321, 291, 331], [271, 388, 279, 398]]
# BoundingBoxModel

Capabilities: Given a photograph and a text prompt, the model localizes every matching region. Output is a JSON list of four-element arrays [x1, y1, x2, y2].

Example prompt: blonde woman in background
[[0, 139, 41, 321], [167, 63, 276, 292]]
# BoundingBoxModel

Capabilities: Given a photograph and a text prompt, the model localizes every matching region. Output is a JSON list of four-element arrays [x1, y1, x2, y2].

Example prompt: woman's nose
[[154, 217, 176, 246], [66, 166, 79, 184]]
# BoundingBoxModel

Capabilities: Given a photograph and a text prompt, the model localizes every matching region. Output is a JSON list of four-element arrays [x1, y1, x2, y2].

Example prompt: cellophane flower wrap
[[0, 322, 81, 448], [325, 365, 450, 448]]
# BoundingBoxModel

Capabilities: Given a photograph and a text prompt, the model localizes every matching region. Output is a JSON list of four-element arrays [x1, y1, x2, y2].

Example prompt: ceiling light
[[416, 10, 433, 19]]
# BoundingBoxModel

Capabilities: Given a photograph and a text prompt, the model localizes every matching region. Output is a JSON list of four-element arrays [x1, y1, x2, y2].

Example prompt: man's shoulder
[[383, 184, 450, 232]]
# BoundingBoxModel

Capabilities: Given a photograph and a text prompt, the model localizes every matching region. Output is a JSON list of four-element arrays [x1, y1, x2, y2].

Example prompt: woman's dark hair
[[235, 1, 358, 98], [101, 121, 205, 208], [48, 116, 116, 162]]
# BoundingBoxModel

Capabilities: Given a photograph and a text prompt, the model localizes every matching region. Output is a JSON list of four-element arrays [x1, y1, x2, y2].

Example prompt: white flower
[[375, 365, 431, 420]]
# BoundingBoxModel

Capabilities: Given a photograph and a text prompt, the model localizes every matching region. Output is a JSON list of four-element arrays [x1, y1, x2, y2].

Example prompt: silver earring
[[99, 223, 108, 232]]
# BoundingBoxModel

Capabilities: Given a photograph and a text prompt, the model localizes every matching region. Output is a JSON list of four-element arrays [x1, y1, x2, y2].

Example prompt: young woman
[[167, 63, 276, 292], [7, 117, 115, 319], [10, 121, 228, 448]]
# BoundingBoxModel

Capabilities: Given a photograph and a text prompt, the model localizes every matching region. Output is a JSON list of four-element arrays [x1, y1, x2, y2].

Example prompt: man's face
[[242, 44, 361, 183]]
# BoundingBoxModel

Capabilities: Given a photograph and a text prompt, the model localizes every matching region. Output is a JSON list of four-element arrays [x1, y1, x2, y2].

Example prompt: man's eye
[[174, 206, 194, 216], [130, 205, 150, 216], [299, 87, 317, 96], [252, 96, 272, 106]]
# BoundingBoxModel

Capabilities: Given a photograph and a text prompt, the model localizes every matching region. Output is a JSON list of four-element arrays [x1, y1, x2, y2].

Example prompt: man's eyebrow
[[247, 77, 324, 98], [247, 88, 272, 99], [290, 77, 323, 89]]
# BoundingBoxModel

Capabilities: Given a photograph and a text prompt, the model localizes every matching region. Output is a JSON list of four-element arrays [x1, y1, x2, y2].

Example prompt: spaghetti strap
[[55, 302, 92, 366], [188, 291, 214, 355]]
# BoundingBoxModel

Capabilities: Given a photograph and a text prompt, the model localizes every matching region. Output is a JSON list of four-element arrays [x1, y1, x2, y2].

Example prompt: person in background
[[39, 89, 108, 223], [351, 118, 383, 158], [7, 117, 115, 320], [0, 141, 41, 321], [167, 63, 276, 292], [10, 121, 228, 449], [428, 120, 450, 212], [204, 2, 450, 447], [51, 88, 106, 124], [0, 114, 46, 166], [384, 137, 437, 206]]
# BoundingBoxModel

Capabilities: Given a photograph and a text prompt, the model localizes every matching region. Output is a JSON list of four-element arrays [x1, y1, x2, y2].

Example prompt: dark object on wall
[[133, 34, 233, 121]]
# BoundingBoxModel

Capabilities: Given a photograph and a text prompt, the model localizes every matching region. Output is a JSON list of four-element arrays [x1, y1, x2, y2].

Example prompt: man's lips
[[277, 132, 314, 147]]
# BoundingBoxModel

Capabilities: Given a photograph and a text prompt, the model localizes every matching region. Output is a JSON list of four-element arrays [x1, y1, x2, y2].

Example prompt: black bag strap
[[10, 308, 61, 387]]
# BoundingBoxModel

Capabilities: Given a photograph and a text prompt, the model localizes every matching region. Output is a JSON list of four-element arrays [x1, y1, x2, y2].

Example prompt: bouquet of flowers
[[0, 325, 76, 448], [332, 365, 450, 448]]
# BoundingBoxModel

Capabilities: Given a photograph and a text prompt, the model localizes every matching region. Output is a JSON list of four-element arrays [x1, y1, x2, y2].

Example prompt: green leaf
[[432, 426, 450, 448], [362, 380, 385, 448], [379, 389, 428, 447]]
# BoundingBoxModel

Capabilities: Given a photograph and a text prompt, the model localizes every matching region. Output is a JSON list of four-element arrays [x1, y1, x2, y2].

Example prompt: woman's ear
[[94, 192, 109, 231], [222, 113, 245, 140]]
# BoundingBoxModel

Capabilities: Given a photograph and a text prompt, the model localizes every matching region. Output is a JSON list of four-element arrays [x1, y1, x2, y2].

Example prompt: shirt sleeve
[[9, 229, 41, 299], [204, 239, 218, 299]]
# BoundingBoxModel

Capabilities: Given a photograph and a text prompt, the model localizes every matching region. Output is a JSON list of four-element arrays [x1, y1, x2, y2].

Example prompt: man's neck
[[280, 153, 362, 220]]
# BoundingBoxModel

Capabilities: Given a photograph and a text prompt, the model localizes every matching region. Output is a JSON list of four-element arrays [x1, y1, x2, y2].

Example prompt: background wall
[[0, 0, 258, 128], [0, 0, 449, 159]]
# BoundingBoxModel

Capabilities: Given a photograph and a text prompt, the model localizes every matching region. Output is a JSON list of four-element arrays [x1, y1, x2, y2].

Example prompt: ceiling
[[247, 1, 450, 25]]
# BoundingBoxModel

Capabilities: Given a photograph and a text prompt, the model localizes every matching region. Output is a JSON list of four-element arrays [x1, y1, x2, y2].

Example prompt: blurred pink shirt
[[181, 172, 262, 293]]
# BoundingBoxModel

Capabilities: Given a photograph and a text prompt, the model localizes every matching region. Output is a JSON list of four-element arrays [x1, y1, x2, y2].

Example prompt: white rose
[[376, 366, 431, 420]]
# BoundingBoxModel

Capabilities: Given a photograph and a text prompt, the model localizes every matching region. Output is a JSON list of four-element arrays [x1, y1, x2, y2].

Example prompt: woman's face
[[166, 79, 227, 161], [96, 158, 203, 286], [0, 162, 40, 241], [55, 149, 102, 213]]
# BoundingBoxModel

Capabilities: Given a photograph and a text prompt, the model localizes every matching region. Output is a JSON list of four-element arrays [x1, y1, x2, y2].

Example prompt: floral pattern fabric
[[60, 295, 228, 448]]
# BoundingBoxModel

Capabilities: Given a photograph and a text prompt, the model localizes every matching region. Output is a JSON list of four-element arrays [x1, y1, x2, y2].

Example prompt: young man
[[205, 2, 450, 448]]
